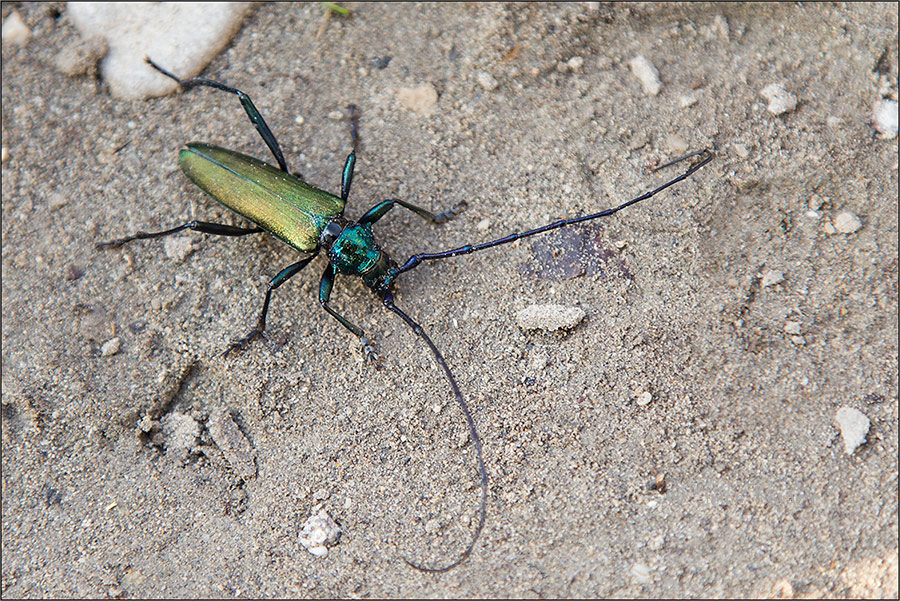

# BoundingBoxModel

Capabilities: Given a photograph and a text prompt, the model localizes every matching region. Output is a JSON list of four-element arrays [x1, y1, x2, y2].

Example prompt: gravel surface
[[2, 3, 897, 597]]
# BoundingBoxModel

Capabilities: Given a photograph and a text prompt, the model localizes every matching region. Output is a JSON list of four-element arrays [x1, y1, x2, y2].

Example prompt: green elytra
[[98, 59, 712, 573]]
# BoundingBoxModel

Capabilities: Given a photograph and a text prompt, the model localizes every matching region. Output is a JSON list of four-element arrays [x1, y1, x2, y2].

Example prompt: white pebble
[[636, 391, 653, 406], [783, 321, 802, 335], [476, 70, 499, 91], [761, 269, 784, 287], [679, 93, 698, 108], [101, 337, 122, 357], [833, 211, 862, 234], [834, 407, 870, 455], [2, 10, 31, 46], [164, 236, 194, 263], [397, 84, 438, 115], [628, 55, 661, 96], [299, 509, 342, 557], [565, 56, 584, 72], [630, 562, 651, 584], [163, 412, 200, 454], [872, 99, 898, 139], [760, 83, 797, 115], [515, 304, 585, 331], [733, 143, 750, 159]]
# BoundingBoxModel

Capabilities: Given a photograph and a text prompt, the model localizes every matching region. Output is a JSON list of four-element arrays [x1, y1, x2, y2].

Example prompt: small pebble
[[679, 93, 698, 108], [327, 110, 343, 121], [666, 134, 688, 154], [163, 412, 200, 455], [628, 55, 661, 96], [299, 509, 342, 557], [164, 236, 194, 263], [833, 211, 862, 234], [2, 10, 31, 46], [711, 14, 730, 40], [630, 562, 651, 584], [834, 406, 870, 455], [100, 337, 122, 357], [872, 99, 898, 140], [761, 269, 784, 287], [476, 70, 499, 91], [760, 83, 797, 115], [733, 143, 750, 159], [397, 84, 438, 115], [1, 147, 9, 163], [783, 321, 802, 335], [636, 391, 653, 406], [515, 304, 585, 331]]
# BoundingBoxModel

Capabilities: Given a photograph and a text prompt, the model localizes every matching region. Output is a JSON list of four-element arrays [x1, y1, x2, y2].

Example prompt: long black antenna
[[394, 149, 713, 275], [381, 291, 487, 573]]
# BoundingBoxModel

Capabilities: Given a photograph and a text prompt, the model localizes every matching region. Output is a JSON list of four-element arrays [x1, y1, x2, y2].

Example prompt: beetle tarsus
[[222, 329, 268, 358], [434, 200, 467, 223], [361, 339, 380, 365]]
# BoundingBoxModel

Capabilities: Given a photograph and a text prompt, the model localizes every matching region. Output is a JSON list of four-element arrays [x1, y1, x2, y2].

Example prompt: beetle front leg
[[318, 264, 378, 364]]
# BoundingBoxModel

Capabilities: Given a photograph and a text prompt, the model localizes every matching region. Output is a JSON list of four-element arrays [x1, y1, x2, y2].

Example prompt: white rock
[[760, 83, 797, 115], [783, 321, 802, 335], [476, 70, 499, 91], [67, 3, 251, 100], [516, 304, 585, 331], [872, 99, 898, 140], [299, 509, 342, 557], [761, 269, 784, 287], [2, 10, 31, 46], [835, 407, 870, 455], [833, 211, 862, 234], [164, 236, 194, 263], [628, 55, 661, 96], [630, 562, 651, 584], [100, 337, 122, 357]]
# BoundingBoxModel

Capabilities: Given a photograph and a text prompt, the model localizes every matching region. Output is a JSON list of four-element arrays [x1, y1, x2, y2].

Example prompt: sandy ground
[[2, 3, 898, 598]]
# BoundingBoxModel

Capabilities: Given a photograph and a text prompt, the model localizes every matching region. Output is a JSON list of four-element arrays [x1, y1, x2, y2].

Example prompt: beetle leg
[[318, 264, 378, 363], [146, 57, 290, 174], [341, 151, 356, 202], [96, 221, 264, 249], [358, 199, 466, 226], [223, 254, 318, 357]]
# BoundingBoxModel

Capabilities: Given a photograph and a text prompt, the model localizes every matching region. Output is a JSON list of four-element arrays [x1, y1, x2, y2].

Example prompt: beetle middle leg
[[224, 253, 319, 357], [318, 264, 378, 363], [358, 198, 466, 226], [146, 57, 291, 174]]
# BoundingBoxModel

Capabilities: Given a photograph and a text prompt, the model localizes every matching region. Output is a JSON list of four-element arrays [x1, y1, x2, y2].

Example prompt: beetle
[[99, 58, 713, 572]]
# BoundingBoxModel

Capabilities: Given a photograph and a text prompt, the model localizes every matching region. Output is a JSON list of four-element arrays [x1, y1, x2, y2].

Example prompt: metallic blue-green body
[[180, 143, 396, 287]]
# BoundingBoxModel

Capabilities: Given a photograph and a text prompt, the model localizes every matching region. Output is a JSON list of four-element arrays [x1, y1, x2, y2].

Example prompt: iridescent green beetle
[[99, 59, 712, 573]]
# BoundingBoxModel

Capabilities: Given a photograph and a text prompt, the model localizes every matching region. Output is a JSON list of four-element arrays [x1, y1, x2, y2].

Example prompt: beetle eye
[[321, 221, 343, 247]]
